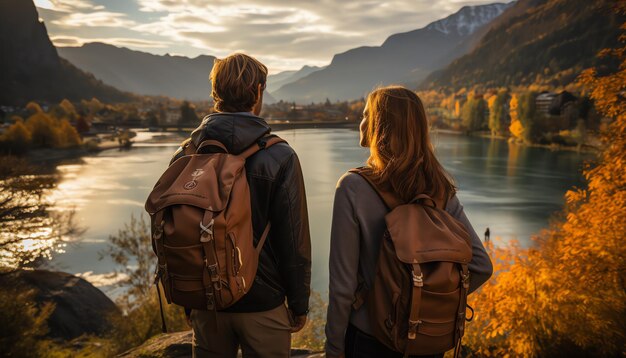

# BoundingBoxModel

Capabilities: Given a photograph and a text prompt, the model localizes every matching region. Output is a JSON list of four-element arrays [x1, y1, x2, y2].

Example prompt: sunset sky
[[35, 0, 510, 73]]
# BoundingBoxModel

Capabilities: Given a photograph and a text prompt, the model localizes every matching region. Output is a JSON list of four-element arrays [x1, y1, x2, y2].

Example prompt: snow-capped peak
[[427, 2, 513, 36]]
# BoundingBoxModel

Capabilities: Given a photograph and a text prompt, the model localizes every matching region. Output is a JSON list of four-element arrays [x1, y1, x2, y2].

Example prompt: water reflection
[[44, 129, 593, 294]]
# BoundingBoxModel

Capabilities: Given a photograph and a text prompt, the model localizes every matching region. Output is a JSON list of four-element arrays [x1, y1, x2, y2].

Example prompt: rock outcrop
[[118, 330, 324, 358], [0, 269, 120, 340]]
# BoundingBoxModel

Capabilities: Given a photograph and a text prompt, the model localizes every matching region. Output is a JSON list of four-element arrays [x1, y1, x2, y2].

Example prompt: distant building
[[536, 92, 557, 116], [162, 107, 180, 125], [549, 91, 577, 116]]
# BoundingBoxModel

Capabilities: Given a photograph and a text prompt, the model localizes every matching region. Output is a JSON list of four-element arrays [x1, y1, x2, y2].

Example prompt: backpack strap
[[175, 134, 284, 162], [349, 167, 401, 312], [348, 167, 403, 210], [151, 210, 168, 333], [404, 263, 424, 358], [453, 264, 471, 358], [238, 134, 286, 159], [196, 139, 228, 154], [256, 222, 272, 254]]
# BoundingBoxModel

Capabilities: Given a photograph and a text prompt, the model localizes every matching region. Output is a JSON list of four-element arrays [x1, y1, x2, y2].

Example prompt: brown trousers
[[191, 304, 292, 358]]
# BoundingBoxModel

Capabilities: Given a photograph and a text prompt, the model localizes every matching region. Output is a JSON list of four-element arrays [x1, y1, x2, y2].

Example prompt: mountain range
[[50, 3, 512, 104], [58, 43, 321, 103], [266, 65, 325, 94], [0, 0, 131, 106], [4, 0, 620, 106], [424, 0, 622, 89], [58, 44, 216, 101], [273, 3, 512, 102]]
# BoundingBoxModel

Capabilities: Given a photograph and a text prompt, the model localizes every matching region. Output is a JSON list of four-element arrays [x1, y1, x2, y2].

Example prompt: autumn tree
[[57, 119, 82, 148], [81, 97, 105, 115], [25, 111, 60, 148], [0, 119, 31, 154], [50, 99, 78, 122], [26, 101, 43, 114], [465, 2, 626, 355], [509, 94, 526, 142]]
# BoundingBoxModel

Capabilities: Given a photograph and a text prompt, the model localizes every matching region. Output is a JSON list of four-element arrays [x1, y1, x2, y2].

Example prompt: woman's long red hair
[[363, 86, 455, 203]]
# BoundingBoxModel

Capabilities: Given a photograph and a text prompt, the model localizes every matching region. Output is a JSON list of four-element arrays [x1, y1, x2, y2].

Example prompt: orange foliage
[[508, 95, 525, 141], [464, 2, 626, 356]]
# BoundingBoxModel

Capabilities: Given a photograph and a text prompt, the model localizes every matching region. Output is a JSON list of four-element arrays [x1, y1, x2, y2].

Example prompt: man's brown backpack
[[350, 168, 473, 358], [145, 135, 285, 330]]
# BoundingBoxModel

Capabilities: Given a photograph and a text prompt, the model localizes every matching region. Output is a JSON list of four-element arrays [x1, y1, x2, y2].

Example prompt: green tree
[[517, 92, 538, 143], [488, 90, 509, 136], [461, 94, 487, 132]]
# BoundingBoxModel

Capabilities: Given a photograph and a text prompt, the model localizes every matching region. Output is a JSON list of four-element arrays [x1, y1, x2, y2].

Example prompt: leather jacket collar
[[190, 112, 271, 155]]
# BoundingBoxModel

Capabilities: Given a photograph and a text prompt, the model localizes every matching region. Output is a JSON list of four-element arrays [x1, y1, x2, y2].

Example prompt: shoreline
[[26, 142, 128, 164], [23, 123, 596, 165], [431, 128, 599, 154]]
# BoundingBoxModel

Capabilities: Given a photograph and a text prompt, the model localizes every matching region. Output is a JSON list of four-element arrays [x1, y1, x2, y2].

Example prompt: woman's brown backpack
[[145, 135, 285, 330], [350, 168, 473, 357]]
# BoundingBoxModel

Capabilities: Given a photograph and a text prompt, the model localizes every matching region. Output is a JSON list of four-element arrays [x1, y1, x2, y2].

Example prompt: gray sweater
[[325, 172, 494, 356]]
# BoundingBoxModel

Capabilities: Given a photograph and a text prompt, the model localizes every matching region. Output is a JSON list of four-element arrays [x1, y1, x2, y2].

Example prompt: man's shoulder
[[251, 137, 297, 164]]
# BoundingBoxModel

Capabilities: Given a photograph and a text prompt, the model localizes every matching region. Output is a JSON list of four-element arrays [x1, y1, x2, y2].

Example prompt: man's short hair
[[210, 53, 268, 113]]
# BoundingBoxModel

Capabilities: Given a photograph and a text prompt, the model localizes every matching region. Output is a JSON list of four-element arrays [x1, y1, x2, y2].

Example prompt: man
[[172, 53, 311, 358]]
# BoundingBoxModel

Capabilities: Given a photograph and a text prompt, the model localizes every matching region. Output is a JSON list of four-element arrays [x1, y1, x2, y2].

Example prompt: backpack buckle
[[412, 272, 424, 287], [200, 219, 214, 242], [205, 292, 215, 310], [461, 271, 470, 289], [408, 319, 422, 340], [153, 220, 165, 239]]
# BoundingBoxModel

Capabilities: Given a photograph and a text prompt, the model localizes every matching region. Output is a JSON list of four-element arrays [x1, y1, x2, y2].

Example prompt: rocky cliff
[[0, 0, 132, 105]]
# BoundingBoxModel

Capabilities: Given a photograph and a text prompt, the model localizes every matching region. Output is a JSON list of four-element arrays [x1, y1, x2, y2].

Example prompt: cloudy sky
[[35, 0, 509, 73]]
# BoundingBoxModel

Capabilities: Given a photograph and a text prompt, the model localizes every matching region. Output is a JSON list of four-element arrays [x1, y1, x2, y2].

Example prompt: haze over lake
[[45, 128, 593, 296]]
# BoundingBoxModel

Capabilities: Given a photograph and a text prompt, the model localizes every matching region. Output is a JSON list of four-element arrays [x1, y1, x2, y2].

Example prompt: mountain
[[0, 0, 131, 106], [58, 43, 216, 101], [273, 3, 512, 103], [423, 0, 622, 89], [267, 65, 324, 94]]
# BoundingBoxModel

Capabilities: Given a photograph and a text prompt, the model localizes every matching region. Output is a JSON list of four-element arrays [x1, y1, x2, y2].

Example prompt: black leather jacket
[[171, 112, 311, 316]]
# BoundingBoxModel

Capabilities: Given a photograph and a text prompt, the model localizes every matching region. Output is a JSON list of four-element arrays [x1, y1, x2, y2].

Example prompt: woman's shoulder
[[444, 193, 463, 216], [336, 170, 370, 190]]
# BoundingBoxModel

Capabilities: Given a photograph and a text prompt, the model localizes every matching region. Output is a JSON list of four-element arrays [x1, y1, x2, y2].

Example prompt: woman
[[325, 86, 493, 358]]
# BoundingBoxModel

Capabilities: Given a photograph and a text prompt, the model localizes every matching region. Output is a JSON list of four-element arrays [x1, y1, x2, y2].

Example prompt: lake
[[44, 128, 594, 296]]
